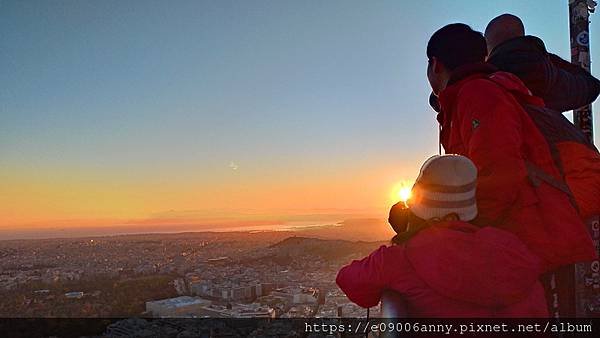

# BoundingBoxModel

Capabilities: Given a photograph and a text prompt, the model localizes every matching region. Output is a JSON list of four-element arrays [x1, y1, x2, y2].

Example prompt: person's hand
[[388, 202, 410, 234]]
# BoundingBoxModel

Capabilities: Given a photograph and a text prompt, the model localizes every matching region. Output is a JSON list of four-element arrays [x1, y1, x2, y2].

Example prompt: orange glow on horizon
[[1, 163, 420, 229]]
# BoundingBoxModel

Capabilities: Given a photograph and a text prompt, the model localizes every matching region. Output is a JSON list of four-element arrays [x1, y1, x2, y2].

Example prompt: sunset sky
[[1, 1, 599, 230]]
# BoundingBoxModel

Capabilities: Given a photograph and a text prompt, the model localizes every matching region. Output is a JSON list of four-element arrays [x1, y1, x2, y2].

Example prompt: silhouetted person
[[485, 13, 600, 112]]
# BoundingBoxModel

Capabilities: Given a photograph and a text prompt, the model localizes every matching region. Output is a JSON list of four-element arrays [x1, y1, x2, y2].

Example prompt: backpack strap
[[477, 161, 576, 229], [524, 160, 573, 196], [483, 75, 580, 210]]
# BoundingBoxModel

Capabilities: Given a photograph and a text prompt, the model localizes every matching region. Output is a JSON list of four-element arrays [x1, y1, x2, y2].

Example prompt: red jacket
[[437, 63, 596, 270], [336, 221, 548, 317]]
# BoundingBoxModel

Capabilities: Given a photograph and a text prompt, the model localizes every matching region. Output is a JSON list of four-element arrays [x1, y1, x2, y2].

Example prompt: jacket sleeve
[[455, 81, 528, 225], [336, 245, 394, 308], [543, 53, 600, 112]]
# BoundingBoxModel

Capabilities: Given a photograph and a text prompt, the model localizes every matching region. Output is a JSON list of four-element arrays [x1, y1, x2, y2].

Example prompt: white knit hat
[[407, 155, 478, 222]]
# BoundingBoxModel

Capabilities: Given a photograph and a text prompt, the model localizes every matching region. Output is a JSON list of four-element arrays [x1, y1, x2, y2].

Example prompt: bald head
[[485, 14, 525, 54]]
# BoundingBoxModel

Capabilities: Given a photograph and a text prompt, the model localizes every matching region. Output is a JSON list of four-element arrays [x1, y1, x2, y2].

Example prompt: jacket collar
[[436, 63, 497, 145], [438, 62, 498, 117], [446, 62, 497, 87], [487, 35, 547, 62]]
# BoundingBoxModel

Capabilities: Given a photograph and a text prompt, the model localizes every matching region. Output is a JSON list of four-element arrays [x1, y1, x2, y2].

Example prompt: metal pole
[[568, 0, 599, 318], [569, 0, 595, 141]]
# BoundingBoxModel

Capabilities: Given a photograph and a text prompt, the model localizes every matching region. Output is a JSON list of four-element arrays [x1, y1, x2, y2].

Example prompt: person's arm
[[455, 80, 528, 225], [336, 245, 394, 308], [543, 53, 600, 112]]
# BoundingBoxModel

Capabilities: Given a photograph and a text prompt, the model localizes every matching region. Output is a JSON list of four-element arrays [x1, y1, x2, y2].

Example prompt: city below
[[0, 221, 393, 321]]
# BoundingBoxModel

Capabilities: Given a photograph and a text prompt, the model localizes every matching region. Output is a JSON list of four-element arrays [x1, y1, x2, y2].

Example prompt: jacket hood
[[405, 221, 544, 308], [436, 64, 543, 148], [487, 71, 544, 106], [439, 62, 542, 110]]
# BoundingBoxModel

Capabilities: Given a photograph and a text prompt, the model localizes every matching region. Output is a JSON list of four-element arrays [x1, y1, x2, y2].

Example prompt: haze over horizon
[[1, 1, 599, 232]]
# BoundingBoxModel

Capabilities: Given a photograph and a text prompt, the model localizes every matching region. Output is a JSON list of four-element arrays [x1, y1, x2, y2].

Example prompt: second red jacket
[[336, 221, 548, 317]]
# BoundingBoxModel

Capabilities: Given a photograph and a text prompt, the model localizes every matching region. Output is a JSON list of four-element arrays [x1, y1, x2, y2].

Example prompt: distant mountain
[[269, 236, 348, 249], [266, 236, 382, 261], [292, 218, 395, 242]]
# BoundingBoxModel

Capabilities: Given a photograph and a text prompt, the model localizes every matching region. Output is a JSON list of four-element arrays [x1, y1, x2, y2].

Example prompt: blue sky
[[1, 0, 599, 225]]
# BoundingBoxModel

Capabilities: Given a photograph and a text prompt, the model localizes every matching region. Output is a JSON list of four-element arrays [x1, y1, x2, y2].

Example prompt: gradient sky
[[1, 0, 599, 229]]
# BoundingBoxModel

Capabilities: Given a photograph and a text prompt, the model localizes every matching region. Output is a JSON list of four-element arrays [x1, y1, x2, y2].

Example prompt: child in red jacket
[[336, 155, 548, 317]]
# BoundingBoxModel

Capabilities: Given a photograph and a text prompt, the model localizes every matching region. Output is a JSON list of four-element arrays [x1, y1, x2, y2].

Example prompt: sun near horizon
[[390, 180, 414, 207]]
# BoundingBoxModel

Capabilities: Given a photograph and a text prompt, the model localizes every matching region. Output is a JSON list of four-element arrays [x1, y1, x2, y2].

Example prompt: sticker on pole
[[576, 31, 589, 46]]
